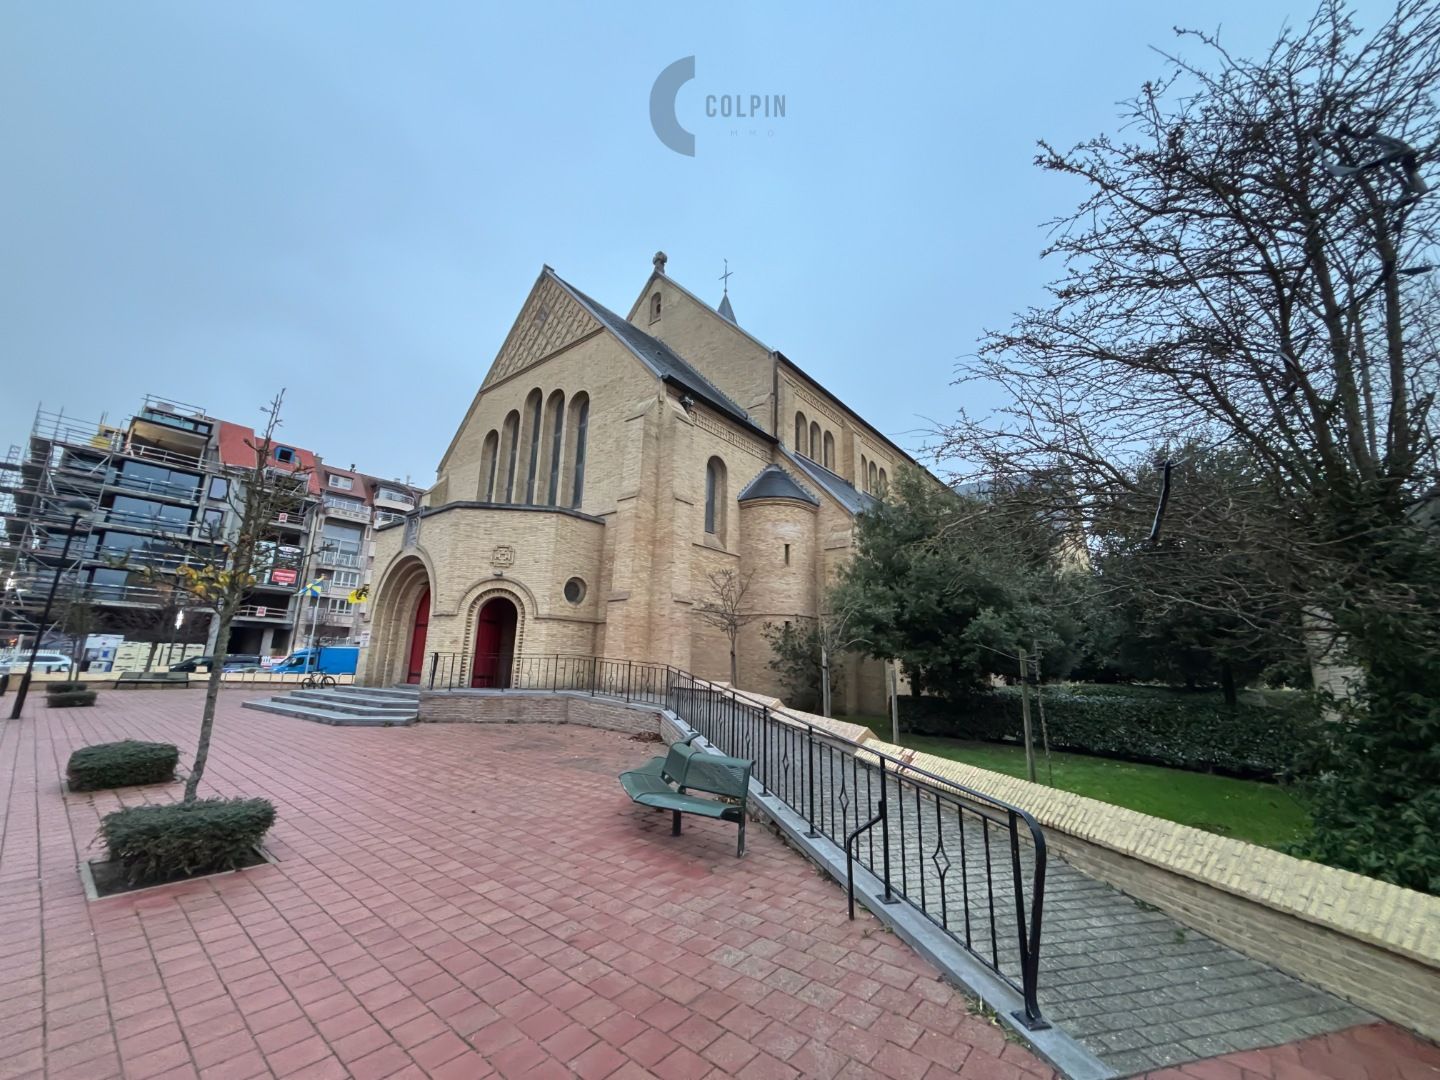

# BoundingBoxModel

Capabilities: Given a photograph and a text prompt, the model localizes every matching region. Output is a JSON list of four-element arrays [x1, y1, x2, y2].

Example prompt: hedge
[[45, 681, 87, 694], [47, 690, 98, 708], [899, 687, 1318, 778], [100, 798, 276, 885], [67, 740, 178, 790]]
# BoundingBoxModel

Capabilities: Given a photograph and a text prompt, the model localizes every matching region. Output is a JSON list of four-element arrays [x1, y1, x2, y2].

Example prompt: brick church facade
[[361, 254, 912, 713]]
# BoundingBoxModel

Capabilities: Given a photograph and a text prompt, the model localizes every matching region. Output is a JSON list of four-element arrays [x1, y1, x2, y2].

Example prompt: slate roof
[[548, 270, 761, 434], [717, 292, 737, 324], [737, 464, 819, 505], [783, 448, 878, 514]]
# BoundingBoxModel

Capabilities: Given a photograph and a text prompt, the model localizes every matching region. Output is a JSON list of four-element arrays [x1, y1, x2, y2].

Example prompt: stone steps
[[243, 685, 419, 726]]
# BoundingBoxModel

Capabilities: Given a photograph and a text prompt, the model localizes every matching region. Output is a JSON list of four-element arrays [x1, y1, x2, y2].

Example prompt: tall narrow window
[[823, 431, 835, 470], [794, 411, 807, 454], [479, 430, 499, 500], [544, 391, 565, 505], [704, 457, 726, 537], [878, 468, 888, 495], [869, 461, 879, 492], [499, 411, 520, 502], [810, 422, 821, 461], [523, 389, 543, 503], [649, 292, 662, 322], [567, 393, 589, 508], [860, 454, 868, 490]]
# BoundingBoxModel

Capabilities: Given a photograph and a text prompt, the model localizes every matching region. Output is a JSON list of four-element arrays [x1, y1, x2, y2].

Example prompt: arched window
[[564, 393, 590, 508], [543, 390, 565, 505], [877, 468, 888, 495], [499, 411, 521, 502], [794, 411, 807, 454], [810, 422, 821, 460], [704, 457, 727, 538], [479, 430, 499, 501], [650, 292, 662, 322], [522, 389, 543, 503], [823, 431, 835, 470], [869, 461, 879, 493], [860, 454, 868, 491]]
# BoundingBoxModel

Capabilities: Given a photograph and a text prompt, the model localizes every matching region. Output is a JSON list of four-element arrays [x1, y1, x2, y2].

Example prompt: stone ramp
[[242, 684, 419, 726]]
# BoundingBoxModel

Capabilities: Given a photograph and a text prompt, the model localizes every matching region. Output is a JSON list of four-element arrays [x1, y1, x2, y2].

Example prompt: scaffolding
[[0, 397, 231, 650]]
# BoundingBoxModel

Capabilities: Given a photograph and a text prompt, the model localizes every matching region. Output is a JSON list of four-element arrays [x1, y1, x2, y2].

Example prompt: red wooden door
[[405, 588, 431, 684], [471, 598, 517, 688]]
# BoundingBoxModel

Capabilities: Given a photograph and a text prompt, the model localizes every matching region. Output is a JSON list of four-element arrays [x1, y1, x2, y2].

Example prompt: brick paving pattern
[[0, 691, 1057, 1080], [1142, 1021, 1440, 1079], [698, 717, 1374, 1076]]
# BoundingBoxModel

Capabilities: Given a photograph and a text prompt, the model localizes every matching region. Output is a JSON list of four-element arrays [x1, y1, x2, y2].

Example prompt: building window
[[523, 388, 543, 503], [566, 393, 589, 508], [869, 461, 879, 492], [860, 454, 868, 491], [704, 457, 726, 538], [274, 446, 296, 464], [810, 422, 821, 461], [649, 292, 662, 322], [784, 543, 790, 565], [208, 476, 229, 500], [823, 431, 835, 470], [563, 577, 586, 604], [794, 411, 807, 454], [480, 429, 499, 501], [877, 468, 888, 495], [331, 570, 361, 589], [545, 390, 565, 505], [328, 474, 353, 490], [500, 410, 520, 502]]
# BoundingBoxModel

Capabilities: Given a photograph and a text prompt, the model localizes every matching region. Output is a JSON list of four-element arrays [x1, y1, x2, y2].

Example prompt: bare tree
[[154, 393, 309, 802], [936, 2, 1440, 889], [695, 569, 757, 685]]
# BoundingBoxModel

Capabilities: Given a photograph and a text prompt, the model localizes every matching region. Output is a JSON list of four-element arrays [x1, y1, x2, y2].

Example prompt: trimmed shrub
[[67, 740, 179, 790], [100, 798, 276, 885], [47, 690, 98, 708], [45, 681, 87, 694], [899, 686, 1319, 778]]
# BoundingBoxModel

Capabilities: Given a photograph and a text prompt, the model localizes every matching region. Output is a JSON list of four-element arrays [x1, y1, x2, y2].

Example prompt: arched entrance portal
[[471, 597, 518, 688], [405, 588, 431, 684]]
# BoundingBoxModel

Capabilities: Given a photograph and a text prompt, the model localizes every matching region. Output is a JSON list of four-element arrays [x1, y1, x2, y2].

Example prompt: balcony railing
[[234, 603, 293, 621], [321, 498, 371, 522], [318, 548, 363, 569]]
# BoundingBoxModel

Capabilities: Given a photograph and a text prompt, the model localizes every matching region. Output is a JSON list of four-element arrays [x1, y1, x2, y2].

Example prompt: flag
[[347, 585, 370, 605], [299, 580, 324, 598]]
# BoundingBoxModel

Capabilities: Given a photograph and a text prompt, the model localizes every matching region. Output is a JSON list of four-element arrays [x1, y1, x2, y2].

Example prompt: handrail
[[421, 650, 1048, 1027]]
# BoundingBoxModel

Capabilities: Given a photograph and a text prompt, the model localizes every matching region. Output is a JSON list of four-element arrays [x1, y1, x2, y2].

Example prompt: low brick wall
[[419, 689, 663, 737], [864, 738, 1440, 1041]]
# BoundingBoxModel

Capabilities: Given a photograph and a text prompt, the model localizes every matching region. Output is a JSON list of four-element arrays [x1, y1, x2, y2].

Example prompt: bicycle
[[301, 672, 337, 689]]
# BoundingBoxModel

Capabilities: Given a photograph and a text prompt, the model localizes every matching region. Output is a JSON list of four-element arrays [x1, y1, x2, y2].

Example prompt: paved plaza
[[0, 691, 1436, 1080]]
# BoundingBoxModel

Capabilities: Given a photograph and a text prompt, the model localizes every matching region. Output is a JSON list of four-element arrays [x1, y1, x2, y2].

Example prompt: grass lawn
[[842, 716, 1311, 850]]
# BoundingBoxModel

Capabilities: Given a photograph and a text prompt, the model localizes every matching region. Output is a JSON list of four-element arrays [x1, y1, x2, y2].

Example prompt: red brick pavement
[[0, 691, 1057, 1080], [1143, 1022, 1440, 1080]]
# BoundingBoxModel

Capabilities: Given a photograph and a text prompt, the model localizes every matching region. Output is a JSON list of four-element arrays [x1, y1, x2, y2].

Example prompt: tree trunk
[[144, 639, 160, 673], [1220, 661, 1237, 710], [729, 641, 738, 686], [184, 608, 232, 803]]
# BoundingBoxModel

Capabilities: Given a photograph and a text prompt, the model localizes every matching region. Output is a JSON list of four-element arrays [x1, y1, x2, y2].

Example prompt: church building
[[362, 254, 915, 713]]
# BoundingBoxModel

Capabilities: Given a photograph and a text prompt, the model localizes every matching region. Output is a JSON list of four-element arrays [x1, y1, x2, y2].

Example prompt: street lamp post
[[10, 497, 93, 719]]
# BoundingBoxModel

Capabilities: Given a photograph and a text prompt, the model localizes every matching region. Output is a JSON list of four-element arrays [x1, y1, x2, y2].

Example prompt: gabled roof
[[717, 292, 737, 324], [625, 269, 773, 354], [547, 269, 766, 436], [216, 421, 322, 494], [783, 447, 877, 515], [737, 464, 819, 506]]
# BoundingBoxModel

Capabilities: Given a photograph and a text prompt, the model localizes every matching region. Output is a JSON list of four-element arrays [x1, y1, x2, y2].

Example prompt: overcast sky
[[1, 1, 1392, 485]]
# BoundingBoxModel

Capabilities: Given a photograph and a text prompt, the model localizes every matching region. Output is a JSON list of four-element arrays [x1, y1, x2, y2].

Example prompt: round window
[[563, 577, 586, 605]]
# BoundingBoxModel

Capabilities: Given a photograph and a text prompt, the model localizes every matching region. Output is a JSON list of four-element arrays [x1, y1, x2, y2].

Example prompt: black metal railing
[[420, 651, 1047, 1028]]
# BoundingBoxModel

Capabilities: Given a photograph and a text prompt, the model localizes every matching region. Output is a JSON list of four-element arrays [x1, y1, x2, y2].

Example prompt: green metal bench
[[620, 737, 752, 856], [115, 671, 191, 689]]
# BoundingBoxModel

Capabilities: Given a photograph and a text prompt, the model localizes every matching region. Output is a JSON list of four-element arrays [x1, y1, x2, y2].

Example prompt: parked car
[[169, 655, 214, 673], [12, 651, 74, 674]]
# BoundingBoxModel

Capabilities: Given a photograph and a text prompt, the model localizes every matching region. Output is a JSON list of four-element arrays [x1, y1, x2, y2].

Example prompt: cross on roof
[[719, 259, 733, 295]]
